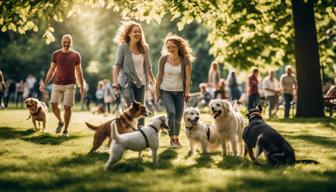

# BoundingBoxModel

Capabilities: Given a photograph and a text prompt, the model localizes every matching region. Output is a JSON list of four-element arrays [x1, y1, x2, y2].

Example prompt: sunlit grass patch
[[0, 109, 335, 191]]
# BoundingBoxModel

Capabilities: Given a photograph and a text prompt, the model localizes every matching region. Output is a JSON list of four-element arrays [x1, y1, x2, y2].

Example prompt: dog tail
[[111, 122, 120, 143], [85, 122, 98, 131], [295, 159, 319, 164], [26, 115, 31, 120]]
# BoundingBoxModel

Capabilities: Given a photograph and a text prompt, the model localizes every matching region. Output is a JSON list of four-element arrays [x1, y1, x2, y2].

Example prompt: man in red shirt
[[247, 67, 260, 111], [40, 34, 84, 136]]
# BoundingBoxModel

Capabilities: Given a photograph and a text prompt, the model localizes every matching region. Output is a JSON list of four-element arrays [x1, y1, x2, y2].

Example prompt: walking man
[[40, 34, 84, 136], [247, 67, 260, 111], [280, 65, 297, 118], [262, 70, 280, 119]]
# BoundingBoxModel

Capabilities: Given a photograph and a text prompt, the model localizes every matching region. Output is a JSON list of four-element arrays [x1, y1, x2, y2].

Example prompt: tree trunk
[[291, 0, 325, 117]]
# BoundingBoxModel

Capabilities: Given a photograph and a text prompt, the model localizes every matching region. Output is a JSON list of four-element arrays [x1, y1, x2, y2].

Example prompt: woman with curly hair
[[156, 34, 194, 148], [112, 21, 155, 128]]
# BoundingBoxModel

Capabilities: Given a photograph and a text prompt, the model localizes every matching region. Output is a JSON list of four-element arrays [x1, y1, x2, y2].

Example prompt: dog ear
[[132, 101, 140, 110]]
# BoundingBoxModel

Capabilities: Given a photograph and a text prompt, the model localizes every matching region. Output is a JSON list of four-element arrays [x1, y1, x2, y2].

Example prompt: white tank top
[[132, 53, 146, 85], [160, 62, 183, 91]]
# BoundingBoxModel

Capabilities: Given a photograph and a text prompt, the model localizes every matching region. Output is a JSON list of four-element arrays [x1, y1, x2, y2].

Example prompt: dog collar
[[30, 107, 41, 116], [250, 111, 261, 116], [148, 124, 158, 133]]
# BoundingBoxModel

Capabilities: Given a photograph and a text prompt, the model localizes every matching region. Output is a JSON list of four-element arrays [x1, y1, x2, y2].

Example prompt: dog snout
[[211, 107, 215, 111], [195, 116, 199, 121]]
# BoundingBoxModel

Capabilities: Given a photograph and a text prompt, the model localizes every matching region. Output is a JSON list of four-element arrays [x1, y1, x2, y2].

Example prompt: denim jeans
[[266, 95, 277, 118], [160, 90, 185, 136], [283, 93, 293, 118], [122, 84, 145, 127], [248, 93, 260, 111]]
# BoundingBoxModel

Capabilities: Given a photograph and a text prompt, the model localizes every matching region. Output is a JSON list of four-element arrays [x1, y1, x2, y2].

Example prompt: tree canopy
[[1, 0, 335, 71]]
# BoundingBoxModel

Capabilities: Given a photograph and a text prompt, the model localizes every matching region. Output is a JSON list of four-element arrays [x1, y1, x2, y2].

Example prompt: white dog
[[184, 107, 220, 155], [105, 116, 169, 170], [209, 99, 245, 156]]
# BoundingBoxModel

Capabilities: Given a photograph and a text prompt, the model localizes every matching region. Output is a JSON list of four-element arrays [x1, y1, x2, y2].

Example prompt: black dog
[[243, 106, 318, 166]]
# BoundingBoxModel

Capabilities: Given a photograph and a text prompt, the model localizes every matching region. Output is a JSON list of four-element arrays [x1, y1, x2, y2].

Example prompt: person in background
[[0, 70, 6, 109], [95, 81, 104, 109], [112, 21, 155, 128], [262, 70, 280, 119], [103, 79, 114, 114], [16, 80, 25, 108], [247, 67, 260, 111], [199, 83, 212, 108], [156, 34, 193, 148], [26, 74, 36, 97], [208, 61, 220, 97], [214, 78, 228, 99], [227, 71, 241, 101], [280, 65, 297, 118], [4, 79, 16, 108]]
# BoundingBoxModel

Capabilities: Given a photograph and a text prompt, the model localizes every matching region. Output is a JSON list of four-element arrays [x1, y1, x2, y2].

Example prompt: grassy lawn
[[0, 107, 336, 192]]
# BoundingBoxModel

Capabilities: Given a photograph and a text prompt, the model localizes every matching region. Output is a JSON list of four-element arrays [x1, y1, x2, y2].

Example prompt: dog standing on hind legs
[[105, 116, 169, 170], [243, 105, 319, 166], [85, 101, 151, 153]]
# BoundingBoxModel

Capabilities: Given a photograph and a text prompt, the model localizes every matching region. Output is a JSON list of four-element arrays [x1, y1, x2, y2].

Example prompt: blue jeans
[[283, 93, 293, 118], [266, 95, 277, 118], [160, 90, 185, 136], [248, 93, 259, 111], [122, 84, 145, 127]]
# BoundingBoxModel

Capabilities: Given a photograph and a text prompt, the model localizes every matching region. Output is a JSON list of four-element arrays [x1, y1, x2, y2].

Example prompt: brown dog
[[85, 101, 151, 153], [25, 98, 48, 132]]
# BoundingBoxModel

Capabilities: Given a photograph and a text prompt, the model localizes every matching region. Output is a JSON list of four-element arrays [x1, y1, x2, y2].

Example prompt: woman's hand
[[184, 92, 190, 102], [156, 91, 161, 102]]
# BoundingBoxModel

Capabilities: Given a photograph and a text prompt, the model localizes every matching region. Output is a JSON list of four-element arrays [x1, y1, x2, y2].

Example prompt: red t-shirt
[[248, 74, 259, 95], [52, 49, 81, 85]]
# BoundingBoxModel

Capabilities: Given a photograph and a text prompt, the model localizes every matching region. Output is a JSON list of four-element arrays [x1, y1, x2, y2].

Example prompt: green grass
[[0, 108, 335, 192]]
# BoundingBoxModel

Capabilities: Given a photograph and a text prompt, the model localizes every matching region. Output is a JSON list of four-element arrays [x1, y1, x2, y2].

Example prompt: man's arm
[[75, 64, 84, 97], [40, 62, 56, 93]]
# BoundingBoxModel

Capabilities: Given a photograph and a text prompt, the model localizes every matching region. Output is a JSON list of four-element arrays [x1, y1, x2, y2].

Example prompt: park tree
[[1, 0, 335, 117]]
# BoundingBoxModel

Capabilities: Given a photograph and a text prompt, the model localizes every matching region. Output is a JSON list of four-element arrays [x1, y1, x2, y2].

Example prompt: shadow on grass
[[216, 171, 336, 192], [111, 148, 178, 173], [0, 127, 35, 139], [22, 134, 78, 145], [286, 134, 336, 147], [217, 156, 253, 170], [58, 152, 109, 167]]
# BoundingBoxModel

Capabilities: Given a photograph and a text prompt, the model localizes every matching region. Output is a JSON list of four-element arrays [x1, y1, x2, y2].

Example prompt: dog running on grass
[[85, 101, 151, 153], [243, 106, 319, 166], [25, 98, 48, 132]]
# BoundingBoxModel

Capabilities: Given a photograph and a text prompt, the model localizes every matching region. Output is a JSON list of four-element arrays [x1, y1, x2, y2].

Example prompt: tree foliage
[[1, 0, 335, 71]]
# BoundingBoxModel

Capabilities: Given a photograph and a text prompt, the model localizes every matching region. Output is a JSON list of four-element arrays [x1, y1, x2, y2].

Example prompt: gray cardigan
[[115, 42, 152, 88]]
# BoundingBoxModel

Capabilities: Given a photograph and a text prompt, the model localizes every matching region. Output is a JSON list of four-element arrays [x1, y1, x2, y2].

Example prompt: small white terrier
[[105, 116, 169, 170]]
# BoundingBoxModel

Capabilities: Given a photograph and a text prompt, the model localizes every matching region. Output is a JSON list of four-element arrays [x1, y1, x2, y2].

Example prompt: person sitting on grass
[[199, 83, 212, 108]]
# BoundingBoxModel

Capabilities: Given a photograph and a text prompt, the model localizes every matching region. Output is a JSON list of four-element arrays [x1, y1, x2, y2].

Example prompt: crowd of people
[[0, 20, 335, 144], [0, 72, 51, 109]]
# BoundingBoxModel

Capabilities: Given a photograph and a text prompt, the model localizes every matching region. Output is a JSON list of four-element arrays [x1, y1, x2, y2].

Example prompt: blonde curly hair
[[114, 21, 148, 54], [161, 34, 195, 62]]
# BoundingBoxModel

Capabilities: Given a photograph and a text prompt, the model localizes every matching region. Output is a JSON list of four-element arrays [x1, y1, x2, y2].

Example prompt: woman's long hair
[[161, 34, 195, 62], [114, 21, 147, 54]]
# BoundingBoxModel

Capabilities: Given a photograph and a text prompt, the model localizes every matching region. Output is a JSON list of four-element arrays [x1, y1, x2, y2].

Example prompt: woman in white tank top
[[156, 34, 193, 148]]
